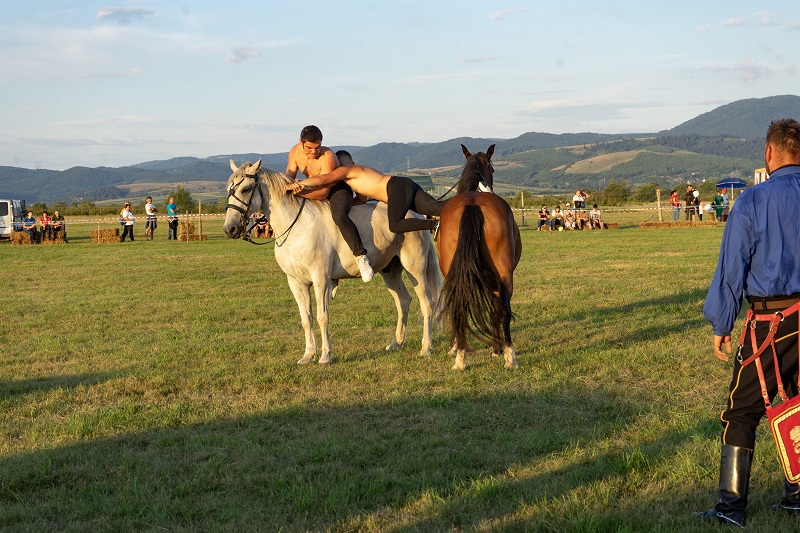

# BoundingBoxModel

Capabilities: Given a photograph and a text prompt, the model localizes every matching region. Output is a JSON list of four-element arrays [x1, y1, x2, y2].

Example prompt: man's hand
[[713, 334, 733, 362], [286, 182, 305, 194]]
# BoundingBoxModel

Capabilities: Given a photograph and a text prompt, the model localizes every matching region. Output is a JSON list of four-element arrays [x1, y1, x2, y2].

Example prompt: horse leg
[[453, 347, 467, 371], [312, 279, 332, 364], [286, 276, 317, 364], [379, 266, 409, 352], [498, 277, 518, 369], [452, 331, 468, 371], [401, 263, 437, 356]]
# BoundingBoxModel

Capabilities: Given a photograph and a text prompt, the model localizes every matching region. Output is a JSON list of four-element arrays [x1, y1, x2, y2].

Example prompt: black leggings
[[386, 176, 443, 233], [328, 182, 366, 257], [121, 225, 134, 241]]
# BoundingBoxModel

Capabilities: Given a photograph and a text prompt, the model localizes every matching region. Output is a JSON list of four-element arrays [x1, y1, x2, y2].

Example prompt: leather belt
[[749, 296, 800, 312]]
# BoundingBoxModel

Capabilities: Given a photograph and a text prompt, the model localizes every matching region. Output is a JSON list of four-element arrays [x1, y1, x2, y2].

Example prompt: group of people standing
[[669, 184, 730, 222], [21, 210, 65, 242], [119, 196, 180, 242]]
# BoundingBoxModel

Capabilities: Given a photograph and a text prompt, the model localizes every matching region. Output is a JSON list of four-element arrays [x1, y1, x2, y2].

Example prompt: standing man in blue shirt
[[166, 197, 179, 241], [696, 119, 800, 526]]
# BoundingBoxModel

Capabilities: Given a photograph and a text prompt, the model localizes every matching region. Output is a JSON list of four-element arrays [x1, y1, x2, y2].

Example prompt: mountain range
[[2, 95, 799, 203]]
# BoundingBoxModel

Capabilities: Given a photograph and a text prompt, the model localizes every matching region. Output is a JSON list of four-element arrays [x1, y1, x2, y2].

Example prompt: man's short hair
[[766, 118, 800, 158], [300, 125, 323, 143], [335, 149, 353, 165]]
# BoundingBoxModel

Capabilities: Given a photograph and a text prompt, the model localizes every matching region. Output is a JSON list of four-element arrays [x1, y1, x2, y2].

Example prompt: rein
[[243, 197, 306, 246], [227, 168, 306, 246]]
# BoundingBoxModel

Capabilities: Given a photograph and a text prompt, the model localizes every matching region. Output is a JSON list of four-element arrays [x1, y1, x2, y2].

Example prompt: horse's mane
[[456, 153, 490, 194], [254, 166, 327, 216]]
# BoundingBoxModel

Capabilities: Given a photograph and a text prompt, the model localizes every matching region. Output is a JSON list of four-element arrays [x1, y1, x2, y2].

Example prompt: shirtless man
[[285, 154, 443, 235], [286, 125, 373, 282]]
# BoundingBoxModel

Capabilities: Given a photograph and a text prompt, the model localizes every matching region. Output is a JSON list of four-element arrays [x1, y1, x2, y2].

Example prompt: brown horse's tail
[[439, 205, 510, 348]]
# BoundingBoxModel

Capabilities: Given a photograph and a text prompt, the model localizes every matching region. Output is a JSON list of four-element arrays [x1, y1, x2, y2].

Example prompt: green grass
[[0, 215, 793, 531]]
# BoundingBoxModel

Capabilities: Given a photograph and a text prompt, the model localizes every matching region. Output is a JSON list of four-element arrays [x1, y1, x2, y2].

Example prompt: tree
[[598, 180, 630, 206], [30, 202, 48, 214], [165, 185, 194, 214], [632, 181, 661, 203]]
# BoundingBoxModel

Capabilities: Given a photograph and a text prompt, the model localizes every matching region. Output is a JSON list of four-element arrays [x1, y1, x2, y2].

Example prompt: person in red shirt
[[39, 211, 52, 241]]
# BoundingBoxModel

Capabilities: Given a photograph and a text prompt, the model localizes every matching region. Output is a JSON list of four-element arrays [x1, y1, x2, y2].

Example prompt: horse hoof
[[504, 361, 519, 369], [297, 354, 315, 365], [451, 362, 467, 371], [386, 340, 401, 352], [318, 354, 332, 365], [418, 346, 433, 356]]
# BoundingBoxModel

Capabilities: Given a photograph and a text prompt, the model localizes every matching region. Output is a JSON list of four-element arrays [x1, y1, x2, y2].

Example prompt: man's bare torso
[[339, 166, 391, 203], [287, 143, 338, 179]]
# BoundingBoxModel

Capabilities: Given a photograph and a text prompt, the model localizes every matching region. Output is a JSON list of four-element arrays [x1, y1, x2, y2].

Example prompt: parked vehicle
[[0, 199, 26, 239]]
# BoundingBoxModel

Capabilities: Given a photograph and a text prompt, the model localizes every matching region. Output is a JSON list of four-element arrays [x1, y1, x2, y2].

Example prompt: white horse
[[223, 159, 441, 365]]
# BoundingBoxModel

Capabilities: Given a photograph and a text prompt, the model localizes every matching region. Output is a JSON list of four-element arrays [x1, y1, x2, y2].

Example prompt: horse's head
[[457, 144, 495, 194], [223, 158, 264, 239]]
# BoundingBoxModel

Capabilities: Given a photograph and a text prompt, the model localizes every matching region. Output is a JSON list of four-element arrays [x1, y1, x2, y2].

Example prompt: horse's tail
[[439, 205, 509, 347]]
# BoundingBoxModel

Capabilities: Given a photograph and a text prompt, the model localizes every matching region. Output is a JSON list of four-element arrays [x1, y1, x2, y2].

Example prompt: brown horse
[[437, 145, 522, 370]]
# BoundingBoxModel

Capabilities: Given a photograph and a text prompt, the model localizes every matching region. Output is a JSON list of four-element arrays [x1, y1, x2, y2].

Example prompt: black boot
[[694, 445, 753, 527], [773, 478, 800, 515]]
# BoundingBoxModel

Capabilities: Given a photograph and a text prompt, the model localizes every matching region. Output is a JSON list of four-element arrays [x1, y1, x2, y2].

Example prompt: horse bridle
[[226, 169, 306, 246], [437, 156, 494, 200]]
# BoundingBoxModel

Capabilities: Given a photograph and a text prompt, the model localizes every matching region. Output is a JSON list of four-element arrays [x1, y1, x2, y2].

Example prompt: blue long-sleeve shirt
[[703, 165, 800, 336]]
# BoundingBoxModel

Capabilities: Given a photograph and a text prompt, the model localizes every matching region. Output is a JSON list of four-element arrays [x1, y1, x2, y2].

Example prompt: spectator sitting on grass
[[564, 203, 576, 230], [590, 204, 603, 229], [550, 205, 564, 231], [537, 205, 550, 231]]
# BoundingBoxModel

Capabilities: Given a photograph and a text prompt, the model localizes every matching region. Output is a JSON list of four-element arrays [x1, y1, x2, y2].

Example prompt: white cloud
[[489, 8, 531, 21], [704, 59, 773, 84], [226, 46, 263, 63], [460, 56, 498, 64], [697, 11, 796, 32], [96, 7, 154, 25]]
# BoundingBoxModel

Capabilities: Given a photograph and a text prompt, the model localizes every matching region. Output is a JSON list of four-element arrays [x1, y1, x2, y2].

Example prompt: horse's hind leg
[[379, 265, 410, 352], [501, 299, 518, 369]]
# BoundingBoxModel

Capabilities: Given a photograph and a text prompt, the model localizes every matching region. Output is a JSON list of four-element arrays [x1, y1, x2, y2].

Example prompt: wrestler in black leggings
[[328, 181, 366, 257], [386, 176, 444, 233]]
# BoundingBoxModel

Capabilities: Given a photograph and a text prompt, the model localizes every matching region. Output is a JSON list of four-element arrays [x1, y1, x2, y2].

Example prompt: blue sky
[[1, 1, 798, 170]]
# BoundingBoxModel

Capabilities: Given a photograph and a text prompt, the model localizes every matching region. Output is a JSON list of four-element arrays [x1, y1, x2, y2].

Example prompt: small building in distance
[[754, 167, 768, 185]]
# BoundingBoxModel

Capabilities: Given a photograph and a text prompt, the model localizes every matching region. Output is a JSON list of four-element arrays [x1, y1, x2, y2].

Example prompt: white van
[[0, 199, 26, 239]]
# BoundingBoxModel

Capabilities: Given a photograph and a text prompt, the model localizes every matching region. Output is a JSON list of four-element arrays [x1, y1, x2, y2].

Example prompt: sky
[[1, 1, 798, 170]]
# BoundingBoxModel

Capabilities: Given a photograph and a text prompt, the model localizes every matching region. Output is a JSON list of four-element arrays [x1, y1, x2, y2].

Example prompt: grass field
[[1, 213, 795, 531]]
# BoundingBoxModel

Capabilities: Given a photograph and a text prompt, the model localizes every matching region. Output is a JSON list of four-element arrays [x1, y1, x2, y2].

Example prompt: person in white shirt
[[120, 203, 136, 242], [144, 196, 157, 240]]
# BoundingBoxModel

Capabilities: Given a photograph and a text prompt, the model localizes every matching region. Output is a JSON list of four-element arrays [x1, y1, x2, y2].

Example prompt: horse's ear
[[461, 144, 471, 159], [249, 157, 262, 174], [487, 144, 495, 160], [230, 159, 238, 172]]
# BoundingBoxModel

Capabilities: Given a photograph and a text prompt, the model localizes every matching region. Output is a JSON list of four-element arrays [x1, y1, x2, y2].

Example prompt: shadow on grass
[[0, 371, 123, 400], [0, 381, 763, 531], [513, 288, 711, 349]]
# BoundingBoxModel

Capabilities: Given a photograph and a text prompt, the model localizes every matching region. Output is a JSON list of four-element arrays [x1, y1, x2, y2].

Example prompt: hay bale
[[41, 233, 68, 245], [604, 222, 619, 229], [179, 221, 195, 236], [90, 228, 121, 243], [10, 231, 33, 245], [177, 234, 207, 241]]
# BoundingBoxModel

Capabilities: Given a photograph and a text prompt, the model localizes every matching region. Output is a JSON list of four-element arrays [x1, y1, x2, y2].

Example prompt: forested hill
[[1, 95, 798, 203], [664, 95, 800, 138]]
